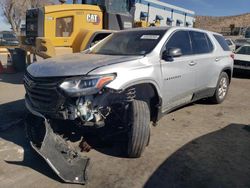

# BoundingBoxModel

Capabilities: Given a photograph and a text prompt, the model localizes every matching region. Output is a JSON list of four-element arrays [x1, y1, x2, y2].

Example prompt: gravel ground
[[0, 71, 250, 188]]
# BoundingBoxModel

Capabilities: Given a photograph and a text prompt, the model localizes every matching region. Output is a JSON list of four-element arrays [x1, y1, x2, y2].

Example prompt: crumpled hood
[[27, 53, 142, 77]]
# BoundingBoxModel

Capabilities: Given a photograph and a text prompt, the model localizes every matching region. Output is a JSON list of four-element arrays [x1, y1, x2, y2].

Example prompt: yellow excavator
[[19, 0, 135, 62]]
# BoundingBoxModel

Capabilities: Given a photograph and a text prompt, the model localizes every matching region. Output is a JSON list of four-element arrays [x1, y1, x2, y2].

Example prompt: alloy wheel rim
[[218, 77, 228, 100]]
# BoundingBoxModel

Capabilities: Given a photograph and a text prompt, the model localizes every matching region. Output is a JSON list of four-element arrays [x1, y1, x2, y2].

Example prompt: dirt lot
[[0, 72, 250, 188]]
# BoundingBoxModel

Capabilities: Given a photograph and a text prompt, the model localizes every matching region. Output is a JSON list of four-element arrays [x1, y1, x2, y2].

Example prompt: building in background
[[134, 0, 195, 27]]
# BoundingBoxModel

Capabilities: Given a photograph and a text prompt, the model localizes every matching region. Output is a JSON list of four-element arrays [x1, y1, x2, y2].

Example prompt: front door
[[160, 30, 196, 112]]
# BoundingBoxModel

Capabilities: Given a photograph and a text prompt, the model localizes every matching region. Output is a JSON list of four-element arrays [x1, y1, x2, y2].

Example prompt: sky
[[0, 16, 9, 31], [1, 0, 250, 30], [161, 0, 250, 16]]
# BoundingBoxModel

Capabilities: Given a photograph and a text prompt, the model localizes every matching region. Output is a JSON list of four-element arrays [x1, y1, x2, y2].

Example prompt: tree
[[0, 0, 55, 34]]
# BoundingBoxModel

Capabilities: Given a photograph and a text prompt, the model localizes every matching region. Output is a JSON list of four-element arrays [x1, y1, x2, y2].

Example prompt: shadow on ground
[[0, 72, 24, 84], [0, 99, 27, 131], [0, 124, 64, 183], [0, 100, 127, 184], [0, 99, 60, 181], [0, 99, 63, 182], [49, 119, 128, 158], [144, 123, 250, 188]]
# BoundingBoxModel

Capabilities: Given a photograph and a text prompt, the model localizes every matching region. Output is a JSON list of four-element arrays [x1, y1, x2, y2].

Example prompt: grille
[[234, 60, 250, 67], [24, 73, 65, 113]]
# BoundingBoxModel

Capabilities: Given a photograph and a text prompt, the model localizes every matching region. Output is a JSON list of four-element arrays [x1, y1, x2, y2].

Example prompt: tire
[[127, 100, 150, 158], [209, 72, 229, 104]]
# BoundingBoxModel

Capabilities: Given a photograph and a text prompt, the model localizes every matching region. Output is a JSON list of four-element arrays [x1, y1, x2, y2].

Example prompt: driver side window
[[165, 30, 192, 56]]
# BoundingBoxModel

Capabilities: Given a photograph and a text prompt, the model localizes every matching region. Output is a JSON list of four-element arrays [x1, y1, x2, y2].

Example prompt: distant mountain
[[195, 13, 250, 33]]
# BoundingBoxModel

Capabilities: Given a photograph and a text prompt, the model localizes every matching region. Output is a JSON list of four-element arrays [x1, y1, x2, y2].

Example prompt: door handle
[[215, 57, 221, 62], [189, 61, 197, 66]]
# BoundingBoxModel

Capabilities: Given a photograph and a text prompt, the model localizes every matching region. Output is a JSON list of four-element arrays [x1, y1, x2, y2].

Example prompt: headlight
[[59, 74, 116, 97]]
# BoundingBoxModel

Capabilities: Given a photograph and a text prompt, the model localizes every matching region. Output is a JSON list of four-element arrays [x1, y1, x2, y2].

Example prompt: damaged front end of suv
[[23, 29, 166, 184], [23, 68, 146, 184]]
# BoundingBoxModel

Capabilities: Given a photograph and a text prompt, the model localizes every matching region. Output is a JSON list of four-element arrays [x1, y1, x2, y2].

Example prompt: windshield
[[236, 46, 250, 55], [90, 30, 166, 56]]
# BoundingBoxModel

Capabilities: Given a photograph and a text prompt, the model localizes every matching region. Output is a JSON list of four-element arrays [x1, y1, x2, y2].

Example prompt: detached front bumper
[[25, 100, 90, 184]]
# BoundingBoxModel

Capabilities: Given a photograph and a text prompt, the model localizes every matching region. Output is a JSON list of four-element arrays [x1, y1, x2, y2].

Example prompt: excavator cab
[[83, 0, 134, 30], [20, 0, 134, 59]]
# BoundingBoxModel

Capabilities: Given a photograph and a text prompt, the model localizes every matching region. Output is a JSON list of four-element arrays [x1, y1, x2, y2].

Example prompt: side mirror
[[162, 47, 182, 61]]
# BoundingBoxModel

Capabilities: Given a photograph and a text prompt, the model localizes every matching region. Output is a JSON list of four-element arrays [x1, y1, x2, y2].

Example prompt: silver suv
[[24, 27, 234, 159]]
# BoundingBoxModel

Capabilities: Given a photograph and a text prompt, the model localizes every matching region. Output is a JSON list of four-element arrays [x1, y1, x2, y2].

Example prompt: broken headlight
[[59, 74, 116, 97]]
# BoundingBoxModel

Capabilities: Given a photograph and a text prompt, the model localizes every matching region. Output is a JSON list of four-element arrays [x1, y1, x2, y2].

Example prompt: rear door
[[189, 31, 216, 92], [160, 30, 196, 111]]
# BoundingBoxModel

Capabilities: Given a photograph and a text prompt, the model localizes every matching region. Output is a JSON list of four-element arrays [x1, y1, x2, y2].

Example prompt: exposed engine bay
[[55, 87, 136, 127], [24, 72, 136, 128]]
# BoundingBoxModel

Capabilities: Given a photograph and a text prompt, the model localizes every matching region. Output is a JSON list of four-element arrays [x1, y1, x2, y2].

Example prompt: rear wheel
[[209, 72, 229, 104], [127, 100, 150, 158]]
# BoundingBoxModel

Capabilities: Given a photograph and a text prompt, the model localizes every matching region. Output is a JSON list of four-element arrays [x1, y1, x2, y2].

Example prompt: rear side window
[[165, 31, 192, 56], [206, 35, 214, 52], [214, 34, 230, 51], [190, 31, 213, 54]]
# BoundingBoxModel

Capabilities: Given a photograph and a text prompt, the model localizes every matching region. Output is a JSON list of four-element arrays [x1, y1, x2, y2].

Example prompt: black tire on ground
[[127, 100, 150, 158], [209, 72, 229, 104]]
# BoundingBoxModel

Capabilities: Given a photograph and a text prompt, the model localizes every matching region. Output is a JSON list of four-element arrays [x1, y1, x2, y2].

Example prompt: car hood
[[27, 53, 143, 77]]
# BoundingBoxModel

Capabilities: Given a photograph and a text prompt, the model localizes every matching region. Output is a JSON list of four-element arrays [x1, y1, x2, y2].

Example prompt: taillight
[[230, 53, 235, 60]]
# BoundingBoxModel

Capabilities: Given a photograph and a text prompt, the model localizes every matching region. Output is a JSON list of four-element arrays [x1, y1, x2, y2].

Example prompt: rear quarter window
[[190, 31, 214, 54], [214, 35, 230, 51]]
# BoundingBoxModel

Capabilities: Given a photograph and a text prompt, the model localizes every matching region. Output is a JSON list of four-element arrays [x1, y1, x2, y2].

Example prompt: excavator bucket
[[25, 114, 90, 184]]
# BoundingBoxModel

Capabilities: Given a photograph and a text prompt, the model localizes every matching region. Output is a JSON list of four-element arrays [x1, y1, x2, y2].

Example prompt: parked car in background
[[235, 38, 250, 49], [245, 27, 250, 38], [226, 38, 236, 52], [0, 31, 19, 46], [234, 45, 250, 71]]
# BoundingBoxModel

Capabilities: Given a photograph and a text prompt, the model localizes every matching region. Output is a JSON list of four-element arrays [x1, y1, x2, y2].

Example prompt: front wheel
[[209, 72, 229, 104], [127, 100, 150, 158]]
